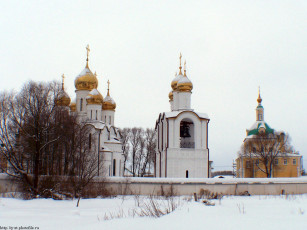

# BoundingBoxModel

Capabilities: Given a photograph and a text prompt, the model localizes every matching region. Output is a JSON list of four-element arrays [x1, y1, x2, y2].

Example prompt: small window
[[274, 159, 278, 165], [293, 159, 296, 165], [91, 110, 92, 119], [284, 159, 287, 165], [96, 110, 98, 120], [259, 114, 262, 120], [105, 115, 106, 122], [186, 170, 189, 178], [80, 98, 83, 111], [246, 161, 251, 168], [109, 116, 111, 125], [113, 159, 116, 176]]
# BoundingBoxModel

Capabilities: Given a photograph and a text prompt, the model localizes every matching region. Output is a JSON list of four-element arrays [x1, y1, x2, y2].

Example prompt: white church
[[56, 45, 125, 177], [155, 54, 210, 178]]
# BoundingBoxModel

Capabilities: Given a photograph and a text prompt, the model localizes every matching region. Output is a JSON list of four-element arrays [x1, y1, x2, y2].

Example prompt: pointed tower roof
[[246, 88, 274, 136]]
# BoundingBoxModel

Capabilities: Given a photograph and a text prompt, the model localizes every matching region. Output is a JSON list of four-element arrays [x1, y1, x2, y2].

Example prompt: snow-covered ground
[[0, 195, 307, 230]]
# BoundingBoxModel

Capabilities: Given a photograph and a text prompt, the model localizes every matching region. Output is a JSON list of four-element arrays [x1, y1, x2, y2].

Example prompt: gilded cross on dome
[[107, 80, 110, 96], [184, 60, 187, 76], [179, 53, 182, 75], [62, 74, 65, 90], [86, 44, 90, 67], [257, 86, 262, 104]]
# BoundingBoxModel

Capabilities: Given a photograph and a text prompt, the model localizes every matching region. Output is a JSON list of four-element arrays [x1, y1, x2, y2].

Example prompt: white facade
[[155, 58, 210, 178], [66, 49, 124, 177]]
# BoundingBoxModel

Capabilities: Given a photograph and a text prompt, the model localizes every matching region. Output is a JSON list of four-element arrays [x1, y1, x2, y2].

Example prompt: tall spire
[[86, 44, 90, 68], [107, 80, 110, 96], [61, 74, 65, 90], [179, 53, 182, 75], [184, 60, 187, 76], [257, 86, 262, 104]]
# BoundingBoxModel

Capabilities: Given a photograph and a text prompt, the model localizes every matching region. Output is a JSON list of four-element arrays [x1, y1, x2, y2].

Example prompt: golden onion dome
[[74, 66, 98, 91], [169, 91, 173, 101], [177, 76, 193, 92], [69, 102, 76, 112], [74, 45, 98, 91], [177, 61, 193, 92], [171, 73, 183, 91], [103, 80, 116, 111], [171, 53, 185, 91], [86, 89, 103, 105], [56, 90, 71, 106], [103, 96, 116, 111], [55, 74, 71, 106]]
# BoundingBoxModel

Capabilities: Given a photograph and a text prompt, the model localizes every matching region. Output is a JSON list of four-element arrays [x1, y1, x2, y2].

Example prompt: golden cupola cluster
[[74, 45, 98, 91], [169, 53, 193, 100], [103, 80, 116, 111], [56, 74, 71, 106]]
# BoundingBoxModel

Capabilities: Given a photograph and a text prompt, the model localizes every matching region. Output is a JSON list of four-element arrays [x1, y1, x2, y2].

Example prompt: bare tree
[[119, 128, 130, 175], [119, 127, 156, 177], [130, 128, 142, 177], [0, 82, 60, 196], [0, 81, 100, 198], [240, 132, 293, 178]]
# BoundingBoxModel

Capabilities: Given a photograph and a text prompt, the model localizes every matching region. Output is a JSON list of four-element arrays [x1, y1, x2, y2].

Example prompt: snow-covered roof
[[77, 67, 93, 77], [172, 73, 183, 83], [165, 111, 209, 119], [104, 95, 115, 104], [88, 88, 101, 96], [86, 121, 106, 129], [177, 76, 192, 84]]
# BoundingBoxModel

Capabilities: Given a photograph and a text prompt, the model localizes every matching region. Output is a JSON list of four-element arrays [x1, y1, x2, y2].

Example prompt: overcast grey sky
[[0, 0, 306, 171]]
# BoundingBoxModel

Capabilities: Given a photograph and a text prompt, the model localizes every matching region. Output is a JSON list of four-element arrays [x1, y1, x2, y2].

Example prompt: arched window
[[80, 98, 83, 111], [180, 118, 195, 148], [113, 159, 116, 176], [96, 110, 98, 120], [91, 110, 92, 119], [89, 133, 92, 149]]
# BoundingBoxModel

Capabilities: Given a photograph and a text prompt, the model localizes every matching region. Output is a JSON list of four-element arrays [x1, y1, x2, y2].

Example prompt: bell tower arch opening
[[180, 118, 195, 148]]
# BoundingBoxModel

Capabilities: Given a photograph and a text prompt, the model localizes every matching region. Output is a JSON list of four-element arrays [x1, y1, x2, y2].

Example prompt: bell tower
[[155, 54, 210, 178]]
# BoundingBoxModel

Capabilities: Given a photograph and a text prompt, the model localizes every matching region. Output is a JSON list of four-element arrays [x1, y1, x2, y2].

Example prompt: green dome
[[247, 121, 274, 136]]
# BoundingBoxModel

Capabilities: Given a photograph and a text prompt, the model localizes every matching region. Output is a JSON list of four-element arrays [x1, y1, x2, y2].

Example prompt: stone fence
[[102, 177, 307, 196], [1, 174, 307, 196]]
